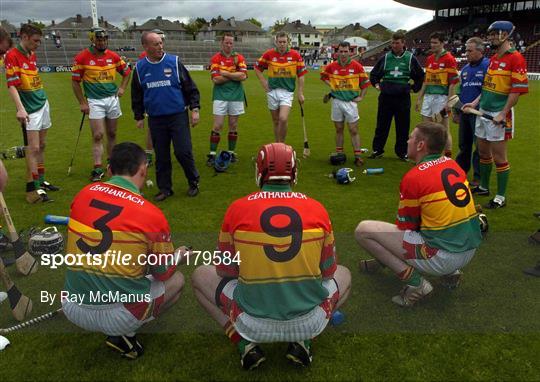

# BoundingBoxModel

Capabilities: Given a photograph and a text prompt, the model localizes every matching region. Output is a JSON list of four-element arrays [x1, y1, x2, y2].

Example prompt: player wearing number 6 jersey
[[192, 142, 351, 370], [355, 122, 482, 307], [62, 142, 185, 359]]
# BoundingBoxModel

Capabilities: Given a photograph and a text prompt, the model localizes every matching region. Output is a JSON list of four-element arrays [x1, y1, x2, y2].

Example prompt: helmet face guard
[[89, 28, 109, 51], [335, 168, 356, 184], [214, 151, 232, 173], [255, 143, 297, 188]]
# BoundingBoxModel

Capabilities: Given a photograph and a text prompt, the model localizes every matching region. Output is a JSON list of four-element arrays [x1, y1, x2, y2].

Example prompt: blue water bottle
[[363, 168, 384, 175], [331, 310, 345, 326]]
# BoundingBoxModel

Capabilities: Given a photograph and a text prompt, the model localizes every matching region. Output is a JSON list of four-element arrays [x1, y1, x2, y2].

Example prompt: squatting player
[[192, 142, 351, 370], [321, 41, 370, 166], [415, 31, 459, 157], [206, 33, 247, 166], [72, 28, 131, 182], [62, 142, 186, 359], [355, 122, 482, 307], [4, 23, 59, 203], [463, 21, 528, 209], [255, 32, 307, 142]]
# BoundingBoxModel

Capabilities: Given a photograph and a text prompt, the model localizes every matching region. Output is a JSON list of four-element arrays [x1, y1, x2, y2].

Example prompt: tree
[[195, 17, 207, 27], [121, 17, 131, 32], [272, 17, 289, 32], [184, 18, 201, 41], [210, 15, 224, 25], [29, 20, 45, 30], [246, 18, 262, 28]]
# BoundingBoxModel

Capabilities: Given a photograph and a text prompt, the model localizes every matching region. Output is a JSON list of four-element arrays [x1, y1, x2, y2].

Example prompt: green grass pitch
[[0, 71, 539, 380]]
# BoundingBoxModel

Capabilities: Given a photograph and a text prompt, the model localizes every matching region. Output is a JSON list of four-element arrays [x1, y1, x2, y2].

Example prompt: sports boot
[[391, 278, 433, 307]]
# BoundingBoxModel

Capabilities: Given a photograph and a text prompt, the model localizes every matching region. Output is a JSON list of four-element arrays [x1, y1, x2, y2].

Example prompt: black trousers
[[372, 93, 411, 157], [148, 112, 199, 193], [456, 113, 480, 180]]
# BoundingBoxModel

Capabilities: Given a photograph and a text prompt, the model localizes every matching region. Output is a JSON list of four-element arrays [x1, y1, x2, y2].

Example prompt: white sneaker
[[441, 270, 462, 290], [391, 278, 433, 307], [0, 291, 7, 304]]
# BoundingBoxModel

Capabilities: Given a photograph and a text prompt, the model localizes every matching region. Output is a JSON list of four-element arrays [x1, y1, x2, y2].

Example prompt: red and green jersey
[[480, 48, 528, 112], [216, 185, 336, 320], [64, 176, 176, 306], [210, 51, 247, 102], [4, 45, 47, 113], [255, 48, 307, 92], [424, 51, 459, 95], [320, 59, 370, 101], [397, 154, 482, 253], [72, 47, 131, 99]]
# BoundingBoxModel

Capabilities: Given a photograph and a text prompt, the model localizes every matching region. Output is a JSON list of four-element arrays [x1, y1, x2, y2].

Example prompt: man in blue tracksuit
[[455, 37, 489, 183], [131, 31, 200, 200]]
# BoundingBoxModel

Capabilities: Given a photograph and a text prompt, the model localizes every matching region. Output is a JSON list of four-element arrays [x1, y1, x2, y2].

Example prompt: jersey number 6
[[441, 168, 471, 207]]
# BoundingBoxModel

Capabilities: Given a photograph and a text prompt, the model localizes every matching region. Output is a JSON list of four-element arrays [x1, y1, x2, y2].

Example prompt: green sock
[[496, 163, 510, 197], [228, 132, 238, 151], [399, 266, 422, 287], [479, 159, 493, 190], [210, 132, 220, 152], [237, 338, 251, 354]]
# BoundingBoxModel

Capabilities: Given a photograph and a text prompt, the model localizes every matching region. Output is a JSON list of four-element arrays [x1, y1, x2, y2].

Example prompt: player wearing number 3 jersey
[[192, 143, 351, 370], [62, 142, 186, 359], [355, 122, 482, 307]]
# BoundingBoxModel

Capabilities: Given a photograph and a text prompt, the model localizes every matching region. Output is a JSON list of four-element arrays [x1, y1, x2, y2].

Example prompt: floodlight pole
[[90, 0, 99, 27]]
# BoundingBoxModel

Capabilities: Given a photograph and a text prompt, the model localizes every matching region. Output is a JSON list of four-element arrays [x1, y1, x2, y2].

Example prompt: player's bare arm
[[254, 68, 269, 92], [116, 72, 131, 97], [71, 80, 89, 114], [415, 83, 426, 112], [297, 75, 305, 104], [495, 92, 520, 123], [7, 86, 29, 123]]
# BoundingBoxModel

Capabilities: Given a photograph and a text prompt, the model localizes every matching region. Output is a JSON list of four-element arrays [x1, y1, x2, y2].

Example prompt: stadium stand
[[31, 37, 267, 67], [360, 1, 540, 72]]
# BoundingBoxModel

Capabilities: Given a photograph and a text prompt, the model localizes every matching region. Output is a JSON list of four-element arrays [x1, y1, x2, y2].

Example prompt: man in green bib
[[369, 32, 424, 160]]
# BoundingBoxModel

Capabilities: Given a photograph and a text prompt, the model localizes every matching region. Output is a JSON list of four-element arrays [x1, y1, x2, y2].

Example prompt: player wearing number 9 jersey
[[355, 122, 482, 307], [62, 142, 185, 359], [192, 143, 351, 370]]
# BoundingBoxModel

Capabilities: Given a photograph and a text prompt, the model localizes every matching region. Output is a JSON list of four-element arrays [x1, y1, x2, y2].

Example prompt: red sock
[[336, 146, 344, 153], [224, 321, 242, 345]]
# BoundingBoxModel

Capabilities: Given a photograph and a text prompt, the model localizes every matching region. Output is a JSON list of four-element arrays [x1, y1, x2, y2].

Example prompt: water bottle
[[331, 310, 345, 326], [363, 168, 384, 175]]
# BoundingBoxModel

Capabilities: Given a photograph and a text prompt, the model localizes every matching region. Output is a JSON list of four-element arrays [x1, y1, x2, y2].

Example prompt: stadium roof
[[212, 17, 264, 33], [395, 0, 516, 10]]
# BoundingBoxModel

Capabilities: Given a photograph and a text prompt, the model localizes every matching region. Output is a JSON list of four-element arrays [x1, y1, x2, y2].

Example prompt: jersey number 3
[[76, 199, 124, 255]]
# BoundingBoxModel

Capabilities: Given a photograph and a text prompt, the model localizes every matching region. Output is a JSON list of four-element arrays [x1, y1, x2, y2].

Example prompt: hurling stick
[[300, 104, 310, 158], [0, 256, 33, 321], [447, 95, 497, 121], [0, 192, 38, 275]]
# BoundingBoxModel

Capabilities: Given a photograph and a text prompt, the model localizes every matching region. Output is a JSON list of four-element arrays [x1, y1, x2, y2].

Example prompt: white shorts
[[213, 100, 245, 116], [62, 276, 165, 337], [88, 95, 122, 120], [267, 88, 294, 110], [475, 108, 514, 142], [26, 100, 52, 131], [331, 98, 359, 123], [219, 279, 338, 343], [421, 94, 448, 118], [403, 230, 476, 276]]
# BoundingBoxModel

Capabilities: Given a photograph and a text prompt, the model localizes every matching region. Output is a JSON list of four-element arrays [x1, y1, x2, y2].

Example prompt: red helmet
[[255, 143, 297, 187]]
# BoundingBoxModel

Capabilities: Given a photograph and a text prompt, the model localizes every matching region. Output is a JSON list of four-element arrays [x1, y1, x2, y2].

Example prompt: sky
[[0, 0, 433, 31]]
